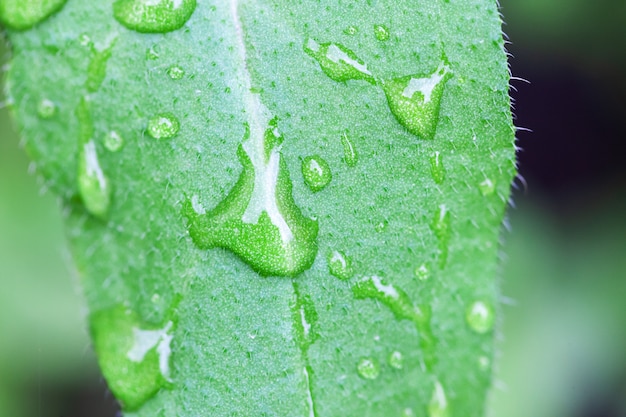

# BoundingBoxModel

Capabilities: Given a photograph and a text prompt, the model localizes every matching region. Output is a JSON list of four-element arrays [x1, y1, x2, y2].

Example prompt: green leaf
[[3, 0, 516, 415]]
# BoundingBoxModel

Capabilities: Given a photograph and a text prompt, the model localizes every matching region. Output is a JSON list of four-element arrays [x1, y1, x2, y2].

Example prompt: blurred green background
[[1, 1, 625, 416]]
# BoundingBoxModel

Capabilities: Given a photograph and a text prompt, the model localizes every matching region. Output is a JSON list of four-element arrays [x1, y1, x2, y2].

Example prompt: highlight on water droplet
[[465, 300, 495, 334], [382, 59, 452, 139], [340, 131, 358, 167], [431, 204, 451, 268], [148, 113, 180, 139], [343, 25, 358, 36], [37, 98, 56, 119], [302, 155, 332, 192], [428, 381, 450, 417], [479, 177, 496, 196], [388, 350, 404, 369], [357, 357, 380, 380], [304, 38, 375, 84], [90, 305, 175, 411], [0, 0, 67, 30], [373, 24, 390, 41], [167, 65, 185, 80], [104, 130, 124, 152], [429, 151, 445, 184], [113, 0, 197, 33], [327, 250, 354, 280], [183, 94, 318, 277], [414, 264, 429, 281]]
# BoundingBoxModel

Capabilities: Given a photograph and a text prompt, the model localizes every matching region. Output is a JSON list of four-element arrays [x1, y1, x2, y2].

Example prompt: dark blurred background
[[1, 1, 625, 416]]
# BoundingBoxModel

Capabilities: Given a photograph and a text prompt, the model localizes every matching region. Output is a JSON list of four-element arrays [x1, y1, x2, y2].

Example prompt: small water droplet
[[373, 24, 390, 41], [414, 264, 429, 281], [478, 355, 490, 371], [79, 33, 92, 47], [429, 151, 445, 184], [402, 408, 415, 417], [465, 300, 495, 334], [479, 178, 496, 196], [343, 25, 358, 36], [0, 0, 67, 30], [292, 283, 319, 352], [430, 204, 451, 268], [90, 305, 175, 411], [327, 250, 353, 280], [167, 65, 185, 80], [37, 98, 56, 119], [302, 155, 332, 192], [340, 131, 358, 167], [428, 381, 450, 417], [382, 60, 452, 139], [113, 0, 197, 33], [304, 38, 375, 84], [375, 220, 388, 233], [146, 45, 160, 60], [86, 41, 116, 92], [388, 350, 403, 369], [148, 113, 180, 139], [357, 357, 380, 380], [104, 130, 124, 152]]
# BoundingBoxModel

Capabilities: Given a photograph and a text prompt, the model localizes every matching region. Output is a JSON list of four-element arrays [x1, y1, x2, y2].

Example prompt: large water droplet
[[327, 250, 354, 280], [382, 60, 451, 139], [104, 130, 124, 152], [90, 305, 175, 411], [388, 350, 404, 369], [304, 38, 375, 85], [167, 65, 185, 80], [465, 300, 495, 334], [302, 155, 332, 192], [183, 95, 318, 277], [340, 131, 358, 167], [373, 24, 390, 41], [428, 381, 450, 417], [37, 98, 56, 119], [76, 98, 111, 219], [86, 41, 116, 93], [113, 0, 196, 33], [430, 204, 451, 268], [357, 357, 380, 380], [479, 178, 496, 196], [429, 151, 445, 184], [148, 113, 180, 139], [0, 0, 67, 30]]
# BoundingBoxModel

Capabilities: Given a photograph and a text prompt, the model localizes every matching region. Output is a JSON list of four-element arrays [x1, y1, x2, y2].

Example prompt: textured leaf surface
[[4, 0, 515, 415]]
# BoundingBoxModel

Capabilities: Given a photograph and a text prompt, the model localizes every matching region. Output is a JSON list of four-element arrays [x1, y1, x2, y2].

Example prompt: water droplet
[[113, 0, 197, 33], [465, 300, 495, 334], [167, 65, 185, 80], [37, 98, 56, 119], [478, 355, 490, 371], [148, 113, 180, 139], [302, 155, 332, 192], [327, 250, 354, 280], [414, 264, 429, 281], [183, 95, 318, 277], [104, 130, 124, 152], [430, 204, 451, 268], [0, 0, 67, 30], [357, 357, 380, 380], [90, 305, 175, 411], [402, 408, 415, 417], [373, 24, 390, 41], [429, 151, 445, 184], [353, 276, 437, 369], [343, 25, 358, 36], [388, 350, 404, 369], [428, 381, 450, 417], [375, 220, 388, 233], [479, 178, 496, 196], [382, 60, 451, 139], [86, 40, 116, 93], [292, 283, 319, 352], [146, 45, 160, 60], [340, 131, 358, 167], [304, 38, 375, 84], [76, 98, 111, 219]]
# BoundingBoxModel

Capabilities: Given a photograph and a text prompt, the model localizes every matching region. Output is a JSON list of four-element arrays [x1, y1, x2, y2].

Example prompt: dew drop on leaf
[[402, 408, 416, 417], [113, 0, 196, 34], [388, 350, 404, 369], [302, 155, 332, 192], [478, 355, 490, 371], [340, 131, 358, 167], [327, 250, 353, 280], [478, 177, 496, 196], [148, 113, 180, 139], [0, 0, 67, 30], [465, 300, 495, 334], [429, 151, 445, 184], [382, 60, 451, 139], [86, 41, 116, 93], [304, 38, 376, 84], [357, 357, 380, 380], [104, 130, 124, 152], [373, 24, 390, 41], [430, 204, 451, 268], [414, 263, 429, 281], [37, 98, 55, 119], [167, 65, 185, 80], [428, 381, 450, 417], [343, 25, 358, 36]]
